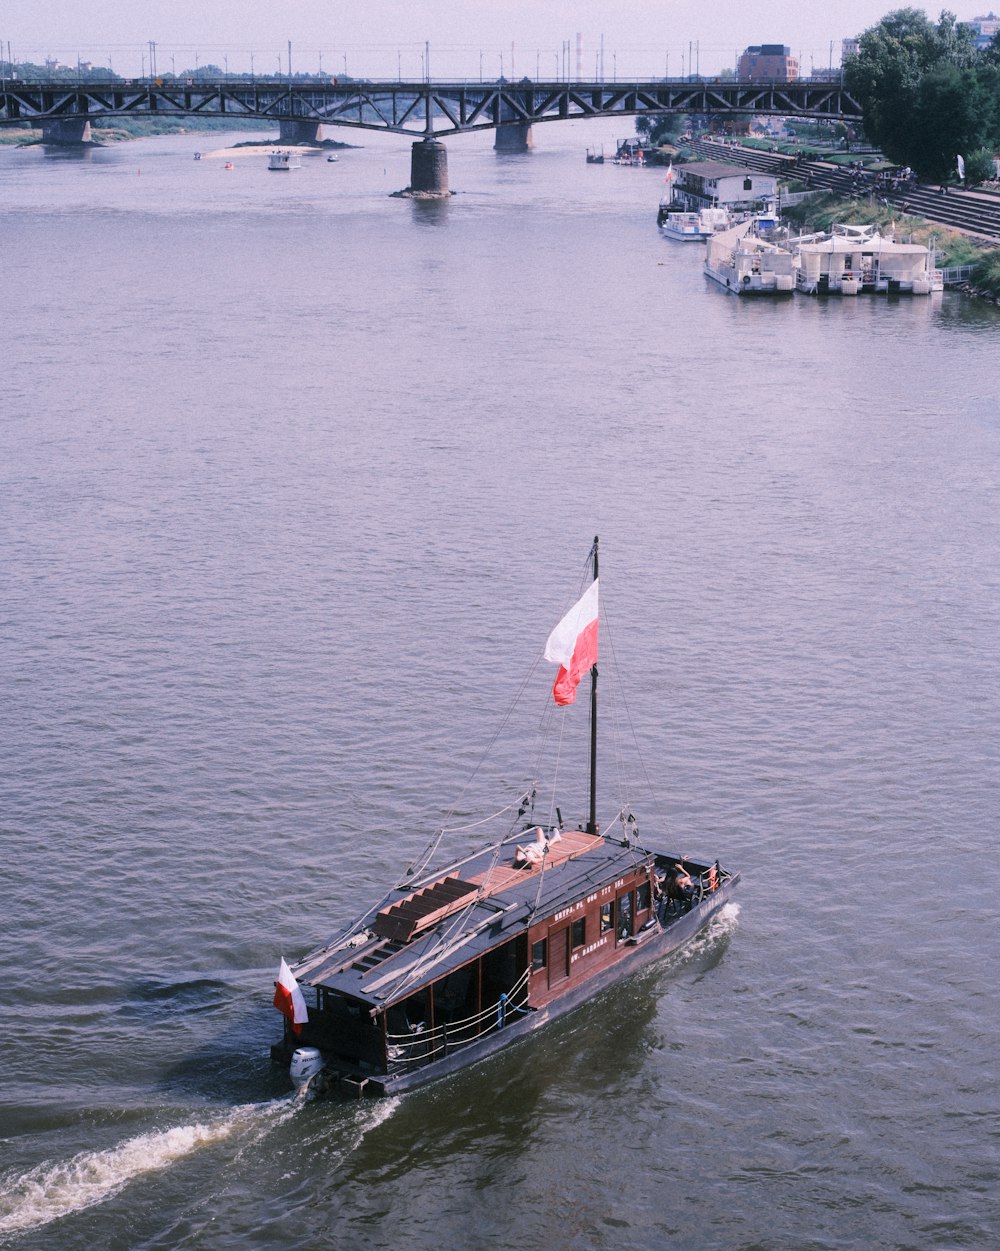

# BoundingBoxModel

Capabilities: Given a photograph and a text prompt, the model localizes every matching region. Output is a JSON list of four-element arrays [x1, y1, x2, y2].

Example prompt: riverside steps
[[689, 137, 1000, 241]]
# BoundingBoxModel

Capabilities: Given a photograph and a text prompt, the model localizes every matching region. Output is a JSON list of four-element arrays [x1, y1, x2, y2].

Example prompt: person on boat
[[514, 827, 549, 868], [668, 860, 696, 910]]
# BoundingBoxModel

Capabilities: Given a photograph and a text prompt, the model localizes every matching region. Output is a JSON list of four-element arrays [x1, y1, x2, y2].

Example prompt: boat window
[[571, 917, 586, 949], [433, 966, 476, 1025], [617, 892, 633, 940], [636, 882, 651, 914], [600, 901, 614, 933], [531, 938, 547, 970], [387, 989, 430, 1035]]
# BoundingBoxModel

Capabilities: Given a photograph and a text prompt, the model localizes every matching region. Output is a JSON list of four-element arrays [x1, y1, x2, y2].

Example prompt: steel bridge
[[0, 76, 862, 139], [1, 76, 863, 195]]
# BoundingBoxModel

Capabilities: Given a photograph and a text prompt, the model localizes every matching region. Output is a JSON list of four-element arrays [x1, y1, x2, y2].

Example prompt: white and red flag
[[273, 957, 308, 1034], [543, 578, 599, 706]]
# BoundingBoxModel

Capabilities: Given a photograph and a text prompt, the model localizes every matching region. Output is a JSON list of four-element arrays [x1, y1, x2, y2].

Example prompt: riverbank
[[0, 118, 338, 146]]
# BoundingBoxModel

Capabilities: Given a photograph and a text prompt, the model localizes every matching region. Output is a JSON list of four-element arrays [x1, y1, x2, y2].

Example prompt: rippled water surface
[[2, 124, 999, 1250]]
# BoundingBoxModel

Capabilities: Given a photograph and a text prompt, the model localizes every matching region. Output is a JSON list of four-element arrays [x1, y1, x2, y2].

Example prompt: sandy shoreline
[[197, 143, 348, 159]]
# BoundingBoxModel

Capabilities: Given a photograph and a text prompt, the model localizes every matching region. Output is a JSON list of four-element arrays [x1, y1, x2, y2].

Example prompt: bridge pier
[[406, 140, 450, 196], [278, 119, 323, 145], [42, 118, 92, 144], [494, 123, 532, 153]]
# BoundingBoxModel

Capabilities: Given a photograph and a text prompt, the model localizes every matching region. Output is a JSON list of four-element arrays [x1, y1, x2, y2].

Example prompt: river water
[[1, 123, 999, 1251]]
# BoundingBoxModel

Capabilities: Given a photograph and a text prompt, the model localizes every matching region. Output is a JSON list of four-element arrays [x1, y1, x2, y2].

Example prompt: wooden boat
[[271, 539, 739, 1097]]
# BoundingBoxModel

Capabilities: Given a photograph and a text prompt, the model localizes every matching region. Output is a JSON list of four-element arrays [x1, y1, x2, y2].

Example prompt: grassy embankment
[[0, 118, 272, 145]]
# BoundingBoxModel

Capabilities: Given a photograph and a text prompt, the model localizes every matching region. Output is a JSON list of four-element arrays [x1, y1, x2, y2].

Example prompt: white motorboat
[[268, 150, 301, 171], [659, 206, 733, 241]]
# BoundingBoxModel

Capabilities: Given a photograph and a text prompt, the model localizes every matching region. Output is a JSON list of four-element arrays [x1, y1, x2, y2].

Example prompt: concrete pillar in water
[[42, 118, 92, 144], [278, 119, 323, 145], [494, 123, 532, 153], [409, 140, 449, 194]]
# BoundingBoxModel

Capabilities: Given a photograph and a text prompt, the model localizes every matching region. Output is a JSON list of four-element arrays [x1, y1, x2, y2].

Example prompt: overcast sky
[[1, 1, 965, 78]]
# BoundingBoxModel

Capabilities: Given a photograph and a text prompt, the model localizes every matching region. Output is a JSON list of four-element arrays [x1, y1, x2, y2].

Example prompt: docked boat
[[268, 150, 301, 171], [704, 217, 796, 295], [271, 539, 739, 1098], [792, 223, 939, 295], [659, 206, 733, 241]]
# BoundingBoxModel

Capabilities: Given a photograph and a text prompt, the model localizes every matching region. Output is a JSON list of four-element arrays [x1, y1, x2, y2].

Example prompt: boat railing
[[386, 967, 532, 1069]]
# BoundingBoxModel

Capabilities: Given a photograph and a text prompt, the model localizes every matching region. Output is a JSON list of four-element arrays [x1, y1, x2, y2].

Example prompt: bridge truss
[[0, 77, 862, 136]]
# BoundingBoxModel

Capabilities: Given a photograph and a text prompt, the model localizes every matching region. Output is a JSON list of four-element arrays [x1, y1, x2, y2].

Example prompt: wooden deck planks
[[469, 829, 604, 896]]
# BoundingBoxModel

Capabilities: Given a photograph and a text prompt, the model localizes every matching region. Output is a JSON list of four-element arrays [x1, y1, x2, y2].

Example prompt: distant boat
[[268, 151, 301, 172], [586, 148, 605, 164], [270, 537, 738, 1099], [326, 154, 339, 163], [612, 138, 647, 166]]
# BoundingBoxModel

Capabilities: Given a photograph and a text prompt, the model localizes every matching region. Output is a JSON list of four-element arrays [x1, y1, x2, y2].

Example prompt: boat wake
[[0, 1099, 296, 1239], [675, 902, 741, 964]]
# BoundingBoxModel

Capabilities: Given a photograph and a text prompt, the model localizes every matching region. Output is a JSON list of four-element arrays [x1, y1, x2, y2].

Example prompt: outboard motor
[[289, 1046, 324, 1091]]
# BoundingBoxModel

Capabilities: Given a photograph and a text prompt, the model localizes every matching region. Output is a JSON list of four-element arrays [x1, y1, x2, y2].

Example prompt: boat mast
[[589, 534, 599, 836]]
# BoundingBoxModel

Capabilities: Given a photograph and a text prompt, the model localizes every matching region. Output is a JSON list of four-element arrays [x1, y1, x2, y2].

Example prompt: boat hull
[[287, 874, 739, 1098], [704, 263, 794, 296]]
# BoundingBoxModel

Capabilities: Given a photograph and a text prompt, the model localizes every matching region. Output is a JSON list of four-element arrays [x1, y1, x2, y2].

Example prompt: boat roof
[[710, 218, 781, 250], [795, 234, 928, 254], [679, 160, 769, 180], [292, 829, 660, 1010]]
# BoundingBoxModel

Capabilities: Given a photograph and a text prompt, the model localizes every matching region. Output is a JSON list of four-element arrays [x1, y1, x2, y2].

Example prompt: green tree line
[[846, 8, 1000, 184]]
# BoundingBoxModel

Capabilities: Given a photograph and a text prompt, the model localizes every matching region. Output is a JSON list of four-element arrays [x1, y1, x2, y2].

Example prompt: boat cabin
[[673, 161, 777, 214]]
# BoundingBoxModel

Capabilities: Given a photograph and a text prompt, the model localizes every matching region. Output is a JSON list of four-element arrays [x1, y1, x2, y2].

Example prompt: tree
[[912, 63, 992, 181], [963, 147, 998, 185], [846, 8, 997, 179], [646, 114, 686, 146]]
